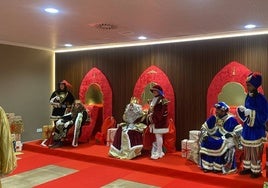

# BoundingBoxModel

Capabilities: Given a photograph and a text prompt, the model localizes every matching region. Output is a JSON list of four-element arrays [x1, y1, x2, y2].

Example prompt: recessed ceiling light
[[244, 24, 256, 29], [64, 44, 73, 47], [138, 36, 147, 40], [44, 8, 59, 14]]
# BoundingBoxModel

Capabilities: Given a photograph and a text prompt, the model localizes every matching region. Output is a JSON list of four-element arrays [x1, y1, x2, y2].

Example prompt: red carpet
[[17, 140, 267, 188]]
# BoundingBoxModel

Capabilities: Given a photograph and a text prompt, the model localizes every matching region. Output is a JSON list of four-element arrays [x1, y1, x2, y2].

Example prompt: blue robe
[[199, 114, 242, 173], [237, 93, 268, 144]]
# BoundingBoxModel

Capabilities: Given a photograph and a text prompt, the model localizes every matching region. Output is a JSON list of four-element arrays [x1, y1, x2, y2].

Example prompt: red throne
[[95, 116, 117, 145], [133, 65, 176, 153], [65, 67, 113, 145]]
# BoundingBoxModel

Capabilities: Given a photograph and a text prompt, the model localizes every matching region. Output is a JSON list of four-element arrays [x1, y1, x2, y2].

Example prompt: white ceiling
[[1, 0, 268, 52]]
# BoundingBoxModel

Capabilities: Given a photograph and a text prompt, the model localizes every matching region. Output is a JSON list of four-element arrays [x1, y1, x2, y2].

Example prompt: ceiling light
[[64, 44, 73, 47], [44, 8, 59, 14], [244, 24, 256, 29], [138, 36, 147, 40]]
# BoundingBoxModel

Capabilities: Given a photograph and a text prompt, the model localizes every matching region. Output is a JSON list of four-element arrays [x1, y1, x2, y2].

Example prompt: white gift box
[[181, 139, 199, 164], [181, 139, 190, 157], [186, 139, 199, 164], [189, 130, 201, 141], [106, 128, 118, 146]]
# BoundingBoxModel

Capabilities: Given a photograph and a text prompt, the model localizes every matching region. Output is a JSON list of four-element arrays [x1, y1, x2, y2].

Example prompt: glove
[[56, 119, 63, 126], [244, 109, 251, 116], [225, 133, 233, 139], [64, 121, 72, 128], [238, 105, 246, 112]]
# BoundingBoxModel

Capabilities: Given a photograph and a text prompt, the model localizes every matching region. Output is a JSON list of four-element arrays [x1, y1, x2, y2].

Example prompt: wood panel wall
[[55, 35, 268, 150]]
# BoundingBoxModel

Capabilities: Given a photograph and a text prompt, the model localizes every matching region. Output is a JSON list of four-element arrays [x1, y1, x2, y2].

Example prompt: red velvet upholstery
[[142, 126, 155, 151], [95, 116, 116, 145], [79, 68, 112, 120], [164, 119, 176, 153]]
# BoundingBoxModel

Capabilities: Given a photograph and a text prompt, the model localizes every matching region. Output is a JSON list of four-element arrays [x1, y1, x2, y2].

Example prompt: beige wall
[[0, 44, 54, 142]]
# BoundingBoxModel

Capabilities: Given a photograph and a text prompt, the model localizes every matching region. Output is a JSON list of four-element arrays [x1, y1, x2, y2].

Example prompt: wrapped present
[[186, 140, 199, 164], [106, 128, 118, 146], [189, 130, 201, 141], [10, 116, 24, 134], [181, 139, 200, 162], [11, 133, 21, 141], [264, 182, 268, 188], [10, 123, 24, 134], [6, 113, 15, 124], [42, 125, 54, 139], [6, 112, 15, 118], [181, 139, 190, 157]]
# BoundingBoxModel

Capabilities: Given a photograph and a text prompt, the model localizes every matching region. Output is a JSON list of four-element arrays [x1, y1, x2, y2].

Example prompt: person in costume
[[50, 80, 75, 119], [42, 80, 75, 147], [237, 72, 268, 178], [0, 106, 17, 188], [147, 84, 169, 160], [109, 97, 147, 159], [51, 100, 89, 148], [199, 102, 242, 174]]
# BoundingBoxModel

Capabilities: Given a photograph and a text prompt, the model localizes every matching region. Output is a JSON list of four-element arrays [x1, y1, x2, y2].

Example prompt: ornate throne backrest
[[207, 61, 264, 122], [133, 65, 175, 121], [207, 61, 264, 118], [211, 82, 246, 123]]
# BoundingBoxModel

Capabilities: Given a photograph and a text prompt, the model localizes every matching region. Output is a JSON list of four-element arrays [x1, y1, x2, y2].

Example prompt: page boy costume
[[237, 72, 268, 178], [147, 85, 169, 159]]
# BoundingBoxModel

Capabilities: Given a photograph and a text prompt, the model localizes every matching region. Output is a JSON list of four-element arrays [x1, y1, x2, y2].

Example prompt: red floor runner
[[18, 140, 266, 188]]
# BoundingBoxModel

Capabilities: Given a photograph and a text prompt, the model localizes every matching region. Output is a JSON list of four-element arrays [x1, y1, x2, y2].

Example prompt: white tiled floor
[[1, 163, 159, 188], [102, 179, 159, 188], [1, 165, 77, 188]]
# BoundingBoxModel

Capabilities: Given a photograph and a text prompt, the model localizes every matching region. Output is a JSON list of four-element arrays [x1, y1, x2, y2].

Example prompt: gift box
[[181, 139, 199, 163], [106, 128, 118, 146], [11, 133, 21, 141], [42, 125, 54, 139], [181, 139, 190, 157], [186, 140, 199, 164], [10, 116, 24, 134], [189, 130, 201, 141], [10, 123, 24, 134], [6, 113, 15, 124]]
